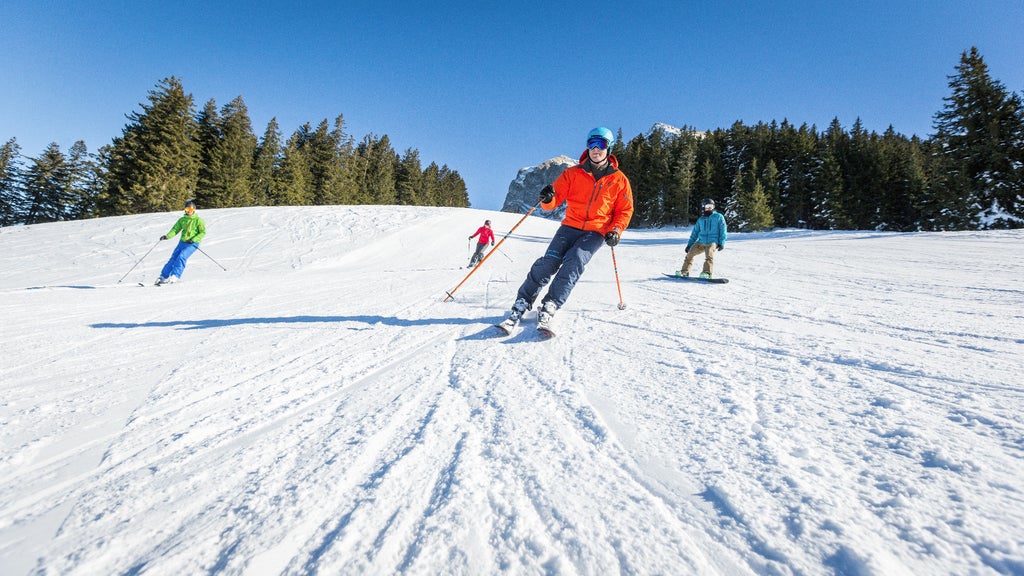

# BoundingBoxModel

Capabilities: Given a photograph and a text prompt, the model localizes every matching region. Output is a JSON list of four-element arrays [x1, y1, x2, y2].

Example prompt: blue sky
[[2, 1, 1022, 210]]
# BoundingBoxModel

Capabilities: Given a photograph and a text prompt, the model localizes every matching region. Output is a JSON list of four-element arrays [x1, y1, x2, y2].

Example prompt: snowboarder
[[677, 198, 727, 279], [467, 220, 495, 268], [497, 126, 634, 336], [155, 199, 206, 285]]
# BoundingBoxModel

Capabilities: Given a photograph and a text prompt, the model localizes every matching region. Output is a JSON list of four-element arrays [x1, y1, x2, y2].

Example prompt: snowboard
[[663, 273, 729, 284]]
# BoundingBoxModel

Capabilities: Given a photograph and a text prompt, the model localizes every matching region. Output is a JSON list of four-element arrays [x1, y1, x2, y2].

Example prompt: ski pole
[[117, 239, 161, 283], [195, 245, 228, 271], [494, 246, 513, 262], [611, 246, 626, 310], [444, 202, 540, 302]]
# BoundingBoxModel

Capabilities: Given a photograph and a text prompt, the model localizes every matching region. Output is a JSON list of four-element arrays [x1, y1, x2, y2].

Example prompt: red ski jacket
[[471, 225, 495, 245]]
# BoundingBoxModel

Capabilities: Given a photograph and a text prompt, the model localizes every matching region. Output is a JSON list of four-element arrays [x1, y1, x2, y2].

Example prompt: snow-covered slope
[[1, 206, 1022, 575]]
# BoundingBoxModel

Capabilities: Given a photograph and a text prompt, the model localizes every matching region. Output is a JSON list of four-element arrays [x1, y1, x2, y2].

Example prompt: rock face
[[500, 155, 576, 219]]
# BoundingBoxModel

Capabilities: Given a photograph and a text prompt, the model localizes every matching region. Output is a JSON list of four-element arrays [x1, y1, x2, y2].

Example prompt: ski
[[662, 273, 729, 284], [494, 318, 518, 336]]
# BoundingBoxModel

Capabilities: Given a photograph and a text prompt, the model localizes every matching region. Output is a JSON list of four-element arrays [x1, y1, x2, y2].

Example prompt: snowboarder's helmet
[[701, 198, 715, 209], [586, 126, 614, 150], [485, 220, 491, 226], [184, 199, 196, 210]]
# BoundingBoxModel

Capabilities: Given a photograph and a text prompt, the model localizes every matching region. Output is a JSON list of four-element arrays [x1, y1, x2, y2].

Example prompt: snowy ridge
[[1, 206, 1022, 575]]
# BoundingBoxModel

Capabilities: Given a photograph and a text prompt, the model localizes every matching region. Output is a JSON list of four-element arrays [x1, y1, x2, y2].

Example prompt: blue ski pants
[[160, 241, 199, 279], [516, 225, 605, 310]]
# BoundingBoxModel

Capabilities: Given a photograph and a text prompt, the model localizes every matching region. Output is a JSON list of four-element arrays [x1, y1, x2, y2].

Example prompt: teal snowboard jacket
[[686, 211, 727, 249]]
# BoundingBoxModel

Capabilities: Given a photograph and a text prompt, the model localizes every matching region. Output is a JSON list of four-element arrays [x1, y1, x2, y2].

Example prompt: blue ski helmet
[[586, 126, 615, 149]]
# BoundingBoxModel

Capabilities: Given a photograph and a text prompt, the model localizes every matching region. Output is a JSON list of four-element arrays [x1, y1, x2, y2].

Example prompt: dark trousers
[[469, 243, 488, 266], [516, 225, 604, 310]]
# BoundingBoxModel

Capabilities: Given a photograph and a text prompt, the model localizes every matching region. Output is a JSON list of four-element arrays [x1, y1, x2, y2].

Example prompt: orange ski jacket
[[543, 151, 634, 236]]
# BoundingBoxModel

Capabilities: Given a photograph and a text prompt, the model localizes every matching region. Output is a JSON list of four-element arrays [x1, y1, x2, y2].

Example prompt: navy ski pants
[[516, 225, 605, 310]]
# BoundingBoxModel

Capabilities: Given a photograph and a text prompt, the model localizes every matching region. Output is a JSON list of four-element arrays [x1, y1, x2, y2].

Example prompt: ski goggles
[[185, 206, 195, 214], [702, 204, 714, 211], [586, 137, 609, 150]]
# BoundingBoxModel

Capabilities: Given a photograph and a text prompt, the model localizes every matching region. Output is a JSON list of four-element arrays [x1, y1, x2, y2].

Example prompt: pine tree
[[102, 77, 200, 215], [273, 135, 312, 206], [727, 161, 774, 232], [64, 141, 100, 220], [877, 128, 928, 231], [194, 99, 222, 207], [252, 118, 282, 206], [22, 143, 69, 224], [933, 47, 1024, 228], [1, 138, 24, 226], [214, 96, 257, 207], [812, 150, 851, 230], [395, 148, 423, 205], [355, 134, 396, 204], [436, 164, 469, 207], [664, 133, 697, 226], [775, 121, 818, 228], [761, 158, 780, 223], [421, 162, 441, 206], [621, 133, 658, 226], [330, 115, 360, 204], [302, 120, 344, 205], [693, 133, 726, 221], [845, 118, 886, 229]]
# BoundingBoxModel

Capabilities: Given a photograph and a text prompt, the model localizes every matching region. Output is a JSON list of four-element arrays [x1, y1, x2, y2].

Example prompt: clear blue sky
[[3, 1, 1022, 210]]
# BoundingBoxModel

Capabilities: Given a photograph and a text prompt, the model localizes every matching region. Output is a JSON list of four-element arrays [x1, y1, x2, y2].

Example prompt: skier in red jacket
[[467, 220, 495, 268]]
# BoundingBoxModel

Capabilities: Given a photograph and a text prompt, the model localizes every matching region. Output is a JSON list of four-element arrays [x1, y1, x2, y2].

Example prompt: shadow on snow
[[91, 315, 480, 330]]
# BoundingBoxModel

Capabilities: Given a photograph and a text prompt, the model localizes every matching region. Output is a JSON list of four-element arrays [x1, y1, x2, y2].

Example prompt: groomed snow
[[1, 206, 1022, 575]]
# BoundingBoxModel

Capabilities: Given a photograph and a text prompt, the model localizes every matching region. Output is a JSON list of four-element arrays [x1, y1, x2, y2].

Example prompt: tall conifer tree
[[194, 99, 223, 208], [22, 143, 69, 224], [214, 96, 257, 207], [274, 135, 312, 206], [252, 118, 282, 206], [0, 138, 23, 226], [395, 148, 423, 205], [933, 47, 1024, 228], [103, 77, 200, 215]]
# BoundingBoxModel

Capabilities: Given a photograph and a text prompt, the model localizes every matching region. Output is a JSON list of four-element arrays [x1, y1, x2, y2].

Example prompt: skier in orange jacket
[[497, 126, 634, 335]]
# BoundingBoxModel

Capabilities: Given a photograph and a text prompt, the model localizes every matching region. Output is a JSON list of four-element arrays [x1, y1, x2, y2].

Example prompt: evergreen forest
[[2, 47, 1022, 232], [1, 77, 470, 226], [614, 47, 1023, 231]]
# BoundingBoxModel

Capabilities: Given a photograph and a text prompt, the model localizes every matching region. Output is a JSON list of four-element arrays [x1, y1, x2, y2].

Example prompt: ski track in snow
[[1, 206, 1022, 575]]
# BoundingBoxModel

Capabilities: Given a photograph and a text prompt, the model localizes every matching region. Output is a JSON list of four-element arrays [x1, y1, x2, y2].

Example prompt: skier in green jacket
[[156, 199, 206, 285]]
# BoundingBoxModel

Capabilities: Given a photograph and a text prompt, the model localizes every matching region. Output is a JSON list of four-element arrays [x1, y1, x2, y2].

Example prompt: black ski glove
[[160, 235, 167, 240], [539, 185, 555, 204], [685, 244, 692, 253], [717, 244, 724, 251], [604, 229, 620, 247]]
